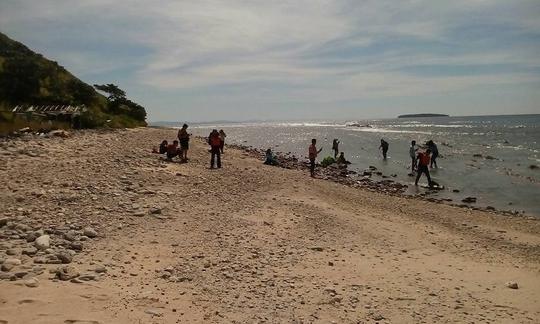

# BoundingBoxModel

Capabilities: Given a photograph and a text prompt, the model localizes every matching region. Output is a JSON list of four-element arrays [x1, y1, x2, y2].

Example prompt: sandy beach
[[0, 127, 539, 324]]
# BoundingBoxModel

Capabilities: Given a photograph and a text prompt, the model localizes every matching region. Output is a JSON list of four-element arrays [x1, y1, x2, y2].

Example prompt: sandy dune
[[0, 127, 539, 323]]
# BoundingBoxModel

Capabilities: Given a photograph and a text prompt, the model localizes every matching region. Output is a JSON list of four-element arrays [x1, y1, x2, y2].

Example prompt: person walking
[[177, 124, 190, 161], [379, 139, 389, 160], [409, 140, 418, 172], [415, 148, 433, 187], [308, 139, 323, 177], [218, 130, 227, 154], [208, 129, 222, 169], [332, 139, 340, 159]]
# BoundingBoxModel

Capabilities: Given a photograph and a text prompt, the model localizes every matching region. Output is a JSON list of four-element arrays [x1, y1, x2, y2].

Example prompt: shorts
[[180, 139, 189, 150]]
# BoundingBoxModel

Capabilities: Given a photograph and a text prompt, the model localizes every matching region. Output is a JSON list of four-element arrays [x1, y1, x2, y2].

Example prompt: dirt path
[[1, 128, 539, 323]]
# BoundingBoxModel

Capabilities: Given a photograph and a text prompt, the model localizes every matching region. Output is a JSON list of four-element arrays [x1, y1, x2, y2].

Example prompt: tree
[[93, 83, 126, 101]]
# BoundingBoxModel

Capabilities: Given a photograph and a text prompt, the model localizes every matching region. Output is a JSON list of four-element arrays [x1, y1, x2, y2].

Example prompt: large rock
[[35, 235, 50, 250]]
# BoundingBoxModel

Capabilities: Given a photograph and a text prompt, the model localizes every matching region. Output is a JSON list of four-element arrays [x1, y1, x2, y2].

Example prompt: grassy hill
[[0, 32, 146, 133]]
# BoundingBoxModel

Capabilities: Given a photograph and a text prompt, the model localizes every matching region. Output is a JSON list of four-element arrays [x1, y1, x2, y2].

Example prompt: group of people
[[152, 124, 192, 162], [154, 126, 440, 187], [153, 124, 227, 169], [311, 137, 441, 187]]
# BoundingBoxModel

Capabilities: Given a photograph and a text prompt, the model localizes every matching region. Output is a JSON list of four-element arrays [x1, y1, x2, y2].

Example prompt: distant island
[[398, 113, 449, 118]]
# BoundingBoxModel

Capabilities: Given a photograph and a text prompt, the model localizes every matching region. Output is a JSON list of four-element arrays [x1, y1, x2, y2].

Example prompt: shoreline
[[1, 127, 539, 323], [225, 141, 537, 219]]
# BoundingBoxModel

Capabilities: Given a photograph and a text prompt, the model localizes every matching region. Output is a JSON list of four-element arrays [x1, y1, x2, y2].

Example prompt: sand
[[0, 127, 539, 323]]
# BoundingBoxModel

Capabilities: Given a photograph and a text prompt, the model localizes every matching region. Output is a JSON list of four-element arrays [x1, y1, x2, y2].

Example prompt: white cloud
[[1, 0, 539, 117]]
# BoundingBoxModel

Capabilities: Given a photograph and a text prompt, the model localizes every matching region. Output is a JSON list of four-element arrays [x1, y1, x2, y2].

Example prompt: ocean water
[[186, 115, 540, 216]]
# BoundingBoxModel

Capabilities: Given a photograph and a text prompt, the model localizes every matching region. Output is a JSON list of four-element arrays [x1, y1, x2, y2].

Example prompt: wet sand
[[0, 127, 539, 323]]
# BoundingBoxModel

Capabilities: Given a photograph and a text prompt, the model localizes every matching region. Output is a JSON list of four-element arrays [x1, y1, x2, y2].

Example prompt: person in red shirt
[[308, 138, 323, 177], [415, 148, 432, 187], [166, 140, 182, 161], [208, 129, 222, 168]]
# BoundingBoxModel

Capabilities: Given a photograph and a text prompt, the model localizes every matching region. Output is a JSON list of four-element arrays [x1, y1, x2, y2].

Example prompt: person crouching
[[166, 140, 182, 161]]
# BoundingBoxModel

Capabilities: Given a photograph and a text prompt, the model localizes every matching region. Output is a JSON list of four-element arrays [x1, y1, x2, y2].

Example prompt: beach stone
[[56, 265, 80, 281], [64, 230, 78, 241], [149, 207, 162, 215], [35, 235, 50, 250], [0, 272, 16, 280], [94, 265, 107, 273], [3, 258, 22, 266], [24, 277, 39, 288], [56, 251, 73, 264], [21, 246, 38, 255], [462, 197, 477, 203], [70, 241, 83, 251], [506, 281, 519, 289], [6, 249, 18, 256], [83, 227, 98, 238]]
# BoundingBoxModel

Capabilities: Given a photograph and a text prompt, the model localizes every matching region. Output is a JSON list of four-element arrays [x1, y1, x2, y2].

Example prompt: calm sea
[[180, 115, 540, 216]]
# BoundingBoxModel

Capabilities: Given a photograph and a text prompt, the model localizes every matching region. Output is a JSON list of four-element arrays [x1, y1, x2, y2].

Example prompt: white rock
[[35, 235, 50, 250], [25, 277, 39, 288]]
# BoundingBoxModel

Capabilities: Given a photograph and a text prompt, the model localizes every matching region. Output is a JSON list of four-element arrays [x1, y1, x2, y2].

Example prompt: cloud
[[1, 0, 539, 119]]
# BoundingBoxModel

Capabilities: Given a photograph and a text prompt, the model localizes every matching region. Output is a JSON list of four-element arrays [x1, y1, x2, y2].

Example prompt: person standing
[[177, 124, 190, 161], [308, 139, 323, 177], [379, 139, 389, 160], [427, 140, 439, 168], [208, 129, 222, 169], [415, 149, 432, 187], [332, 139, 340, 159], [218, 130, 227, 154], [409, 140, 418, 172]]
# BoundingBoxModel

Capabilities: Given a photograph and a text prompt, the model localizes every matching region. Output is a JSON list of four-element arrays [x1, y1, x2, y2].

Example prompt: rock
[[3, 258, 22, 266], [0, 217, 8, 227], [56, 251, 73, 264], [69, 241, 83, 251], [78, 273, 97, 281], [462, 197, 477, 203], [529, 164, 539, 170], [49, 130, 70, 138], [35, 235, 50, 250], [56, 265, 80, 281], [24, 277, 39, 288], [1, 263, 15, 272], [310, 247, 324, 252], [83, 227, 98, 238], [145, 309, 163, 317], [94, 265, 107, 273], [6, 249, 18, 256], [64, 230, 78, 241], [0, 273, 16, 280], [149, 207, 162, 215], [506, 281, 518, 289]]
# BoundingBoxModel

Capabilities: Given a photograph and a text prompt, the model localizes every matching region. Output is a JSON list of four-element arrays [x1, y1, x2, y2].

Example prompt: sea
[[172, 114, 540, 216]]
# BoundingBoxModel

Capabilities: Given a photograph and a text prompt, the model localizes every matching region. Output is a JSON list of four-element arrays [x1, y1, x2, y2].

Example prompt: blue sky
[[1, 0, 539, 122]]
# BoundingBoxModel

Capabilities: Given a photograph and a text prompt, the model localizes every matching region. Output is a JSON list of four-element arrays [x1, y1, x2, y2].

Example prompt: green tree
[[93, 83, 126, 101]]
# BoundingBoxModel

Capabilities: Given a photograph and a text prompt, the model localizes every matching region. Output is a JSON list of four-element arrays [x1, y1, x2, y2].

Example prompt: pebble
[[506, 281, 519, 289], [83, 227, 98, 238]]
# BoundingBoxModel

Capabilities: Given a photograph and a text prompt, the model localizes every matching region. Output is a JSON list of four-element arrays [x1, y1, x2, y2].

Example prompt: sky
[[0, 0, 539, 122]]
